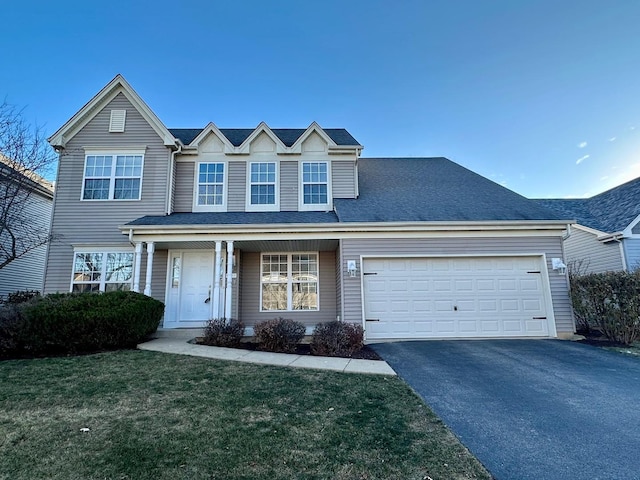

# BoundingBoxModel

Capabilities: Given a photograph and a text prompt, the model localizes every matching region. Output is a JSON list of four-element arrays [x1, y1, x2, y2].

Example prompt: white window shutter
[[109, 109, 126, 132]]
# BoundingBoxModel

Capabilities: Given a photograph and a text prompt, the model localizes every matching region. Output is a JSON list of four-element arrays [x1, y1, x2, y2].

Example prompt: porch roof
[[126, 211, 339, 226]]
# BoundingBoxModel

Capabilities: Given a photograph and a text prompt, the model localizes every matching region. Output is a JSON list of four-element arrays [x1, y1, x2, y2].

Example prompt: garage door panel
[[363, 256, 553, 339]]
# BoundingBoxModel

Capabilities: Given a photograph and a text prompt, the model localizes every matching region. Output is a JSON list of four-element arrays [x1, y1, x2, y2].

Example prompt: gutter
[[165, 143, 182, 215], [119, 219, 573, 236]]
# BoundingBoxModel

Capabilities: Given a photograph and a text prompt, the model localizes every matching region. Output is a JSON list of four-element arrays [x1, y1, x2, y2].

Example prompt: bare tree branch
[[0, 100, 58, 270]]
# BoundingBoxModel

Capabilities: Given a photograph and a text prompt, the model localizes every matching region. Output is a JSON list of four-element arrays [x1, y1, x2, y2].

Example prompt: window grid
[[250, 162, 276, 205], [302, 162, 328, 205], [82, 154, 143, 200], [260, 253, 318, 311], [72, 252, 134, 293], [198, 163, 225, 206]]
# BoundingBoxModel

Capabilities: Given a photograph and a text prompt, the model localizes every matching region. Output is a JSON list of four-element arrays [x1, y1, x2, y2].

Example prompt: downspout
[[165, 144, 182, 215]]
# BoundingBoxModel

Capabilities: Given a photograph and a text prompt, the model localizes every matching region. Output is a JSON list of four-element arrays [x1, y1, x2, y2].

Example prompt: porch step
[[154, 328, 204, 339]]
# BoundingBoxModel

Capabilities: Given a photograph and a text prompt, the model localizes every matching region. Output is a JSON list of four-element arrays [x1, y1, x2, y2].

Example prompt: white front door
[[363, 256, 554, 340], [178, 251, 214, 327]]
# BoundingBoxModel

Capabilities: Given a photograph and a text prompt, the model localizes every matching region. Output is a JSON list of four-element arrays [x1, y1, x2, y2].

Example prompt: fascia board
[[120, 220, 572, 235]]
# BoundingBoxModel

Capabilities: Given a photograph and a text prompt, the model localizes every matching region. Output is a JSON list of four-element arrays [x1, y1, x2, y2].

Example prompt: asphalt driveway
[[373, 340, 640, 480]]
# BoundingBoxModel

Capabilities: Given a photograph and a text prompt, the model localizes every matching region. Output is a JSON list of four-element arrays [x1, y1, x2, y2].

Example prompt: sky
[[2, 0, 640, 199]]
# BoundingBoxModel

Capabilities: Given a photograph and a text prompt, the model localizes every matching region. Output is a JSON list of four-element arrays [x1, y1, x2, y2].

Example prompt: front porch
[[131, 238, 341, 331]]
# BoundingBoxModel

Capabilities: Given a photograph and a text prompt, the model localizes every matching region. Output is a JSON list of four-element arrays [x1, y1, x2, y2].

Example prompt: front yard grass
[[0, 350, 489, 480]]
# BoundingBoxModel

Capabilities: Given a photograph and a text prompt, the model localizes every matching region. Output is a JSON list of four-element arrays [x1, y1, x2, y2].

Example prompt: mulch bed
[[194, 338, 382, 361], [575, 329, 631, 348]]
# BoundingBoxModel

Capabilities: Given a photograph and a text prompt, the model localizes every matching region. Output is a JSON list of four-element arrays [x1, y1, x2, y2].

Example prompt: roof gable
[[48, 74, 177, 149]]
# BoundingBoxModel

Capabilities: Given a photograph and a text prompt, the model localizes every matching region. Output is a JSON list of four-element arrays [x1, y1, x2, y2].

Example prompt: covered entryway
[[363, 255, 555, 339]]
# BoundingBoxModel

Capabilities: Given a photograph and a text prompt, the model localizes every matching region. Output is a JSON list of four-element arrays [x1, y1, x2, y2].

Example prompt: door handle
[[204, 285, 211, 304]]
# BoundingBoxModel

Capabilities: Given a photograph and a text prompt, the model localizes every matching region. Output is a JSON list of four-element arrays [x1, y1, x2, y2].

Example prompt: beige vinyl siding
[[174, 162, 194, 212], [239, 250, 336, 328], [335, 244, 343, 321], [280, 161, 298, 211], [228, 161, 246, 212], [331, 160, 357, 199], [44, 92, 171, 294], [564, 228, 625, 274], [0, 191, 52, 298], [169, 159, 177, 213], [150, 249, 168, 304], [340, 236, 574, 335]]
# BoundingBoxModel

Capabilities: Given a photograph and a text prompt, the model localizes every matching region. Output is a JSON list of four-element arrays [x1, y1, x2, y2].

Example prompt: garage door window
[[261, 253, 318, 311]]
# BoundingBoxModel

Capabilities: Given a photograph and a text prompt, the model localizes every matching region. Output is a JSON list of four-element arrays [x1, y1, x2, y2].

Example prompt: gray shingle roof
[[333, 158, 568, 222], [126, 211, 339, 226], [168, 128, 360, 147], [535, 176, 640, 233], [127, 157, 568, 228]]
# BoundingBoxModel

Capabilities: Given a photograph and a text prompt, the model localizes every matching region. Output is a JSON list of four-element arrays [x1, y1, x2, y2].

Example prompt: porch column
[[143, 242, 155, 296], [133, 242, 143, 293], [225, 241, 234, 320], [212, 241, 223, 318]]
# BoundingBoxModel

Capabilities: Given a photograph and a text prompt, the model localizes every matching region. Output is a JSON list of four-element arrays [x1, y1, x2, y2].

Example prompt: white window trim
[[80, 150, 145, 201], [193, 160, 228, 212], [259, 252, 320, 312], [298, 160, 332, 211], [246, 160, 279, 212], [70, 246, 135, 292]]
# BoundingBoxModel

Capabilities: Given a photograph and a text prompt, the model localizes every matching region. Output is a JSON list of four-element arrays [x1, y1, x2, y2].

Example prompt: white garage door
[[363, 256, 553, 339]]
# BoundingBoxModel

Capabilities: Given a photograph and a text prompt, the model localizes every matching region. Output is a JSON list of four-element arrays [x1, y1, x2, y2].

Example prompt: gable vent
[[109, 109, 126, 132]]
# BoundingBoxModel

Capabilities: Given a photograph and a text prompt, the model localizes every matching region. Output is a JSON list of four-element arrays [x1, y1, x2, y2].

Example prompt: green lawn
[[0, 350, 490, 480]]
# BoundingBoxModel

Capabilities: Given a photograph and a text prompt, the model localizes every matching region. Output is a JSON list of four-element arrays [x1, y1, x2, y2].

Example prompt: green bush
[[570, 271, 640, 345], [253, 317, 305, 353], [202, 318, 245, 347], [311, 321, 364, 357], [0, 291, 164, 357], [0, 304, 27, 354], [1, 290, 40, 305]]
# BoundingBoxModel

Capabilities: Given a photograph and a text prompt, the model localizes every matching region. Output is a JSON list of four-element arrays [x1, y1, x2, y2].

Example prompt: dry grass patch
[[0, 350, 490, 480]]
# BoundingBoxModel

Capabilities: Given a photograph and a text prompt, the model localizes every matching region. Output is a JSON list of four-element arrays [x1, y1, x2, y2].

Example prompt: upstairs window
[[196, 162, 225, 209], [247, 162, 277, 211], [82, 153, 143, 200], [300, 162, 330, 210]]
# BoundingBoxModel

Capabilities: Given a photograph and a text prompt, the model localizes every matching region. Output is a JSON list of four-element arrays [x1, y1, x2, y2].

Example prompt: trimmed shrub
[[570, 271, 640, 345], [1, 290, 40, 305], [311, 321, 364, 357], [253, 317, 305, 353], [1, 291, 164, 356], [202, 318, 245, 347], [0, 303, 27, 355]]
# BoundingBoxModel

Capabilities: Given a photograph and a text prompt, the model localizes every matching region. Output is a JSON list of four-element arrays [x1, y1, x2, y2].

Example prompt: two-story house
[[44, 75, 575, 340]]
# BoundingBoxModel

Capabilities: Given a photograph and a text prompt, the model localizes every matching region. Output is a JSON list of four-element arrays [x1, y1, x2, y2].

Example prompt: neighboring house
[[0, 159, 54, 300], [537, 178, 640, 274], [44, 75, 575, 340]]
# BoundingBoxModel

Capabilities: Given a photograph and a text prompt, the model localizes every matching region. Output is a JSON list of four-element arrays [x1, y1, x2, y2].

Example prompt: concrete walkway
[[138, 335, 396, 376]]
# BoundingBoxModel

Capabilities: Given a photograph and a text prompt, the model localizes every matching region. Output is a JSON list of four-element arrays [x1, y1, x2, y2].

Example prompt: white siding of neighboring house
[[43, 92, 171, 303], [563, 227, 625, 274], [622, 238, 640, 271], [0, 189, 53, 299], [339, 235, 574, 335]]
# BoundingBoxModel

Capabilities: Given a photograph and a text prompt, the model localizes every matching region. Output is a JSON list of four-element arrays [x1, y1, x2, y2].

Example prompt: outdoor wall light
[[347, 260, 358, 277], [551, 258, 567, 275]]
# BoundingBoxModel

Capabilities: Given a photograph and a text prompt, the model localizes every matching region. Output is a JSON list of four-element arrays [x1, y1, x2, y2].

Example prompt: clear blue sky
[[3, 0, 640, 198]]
